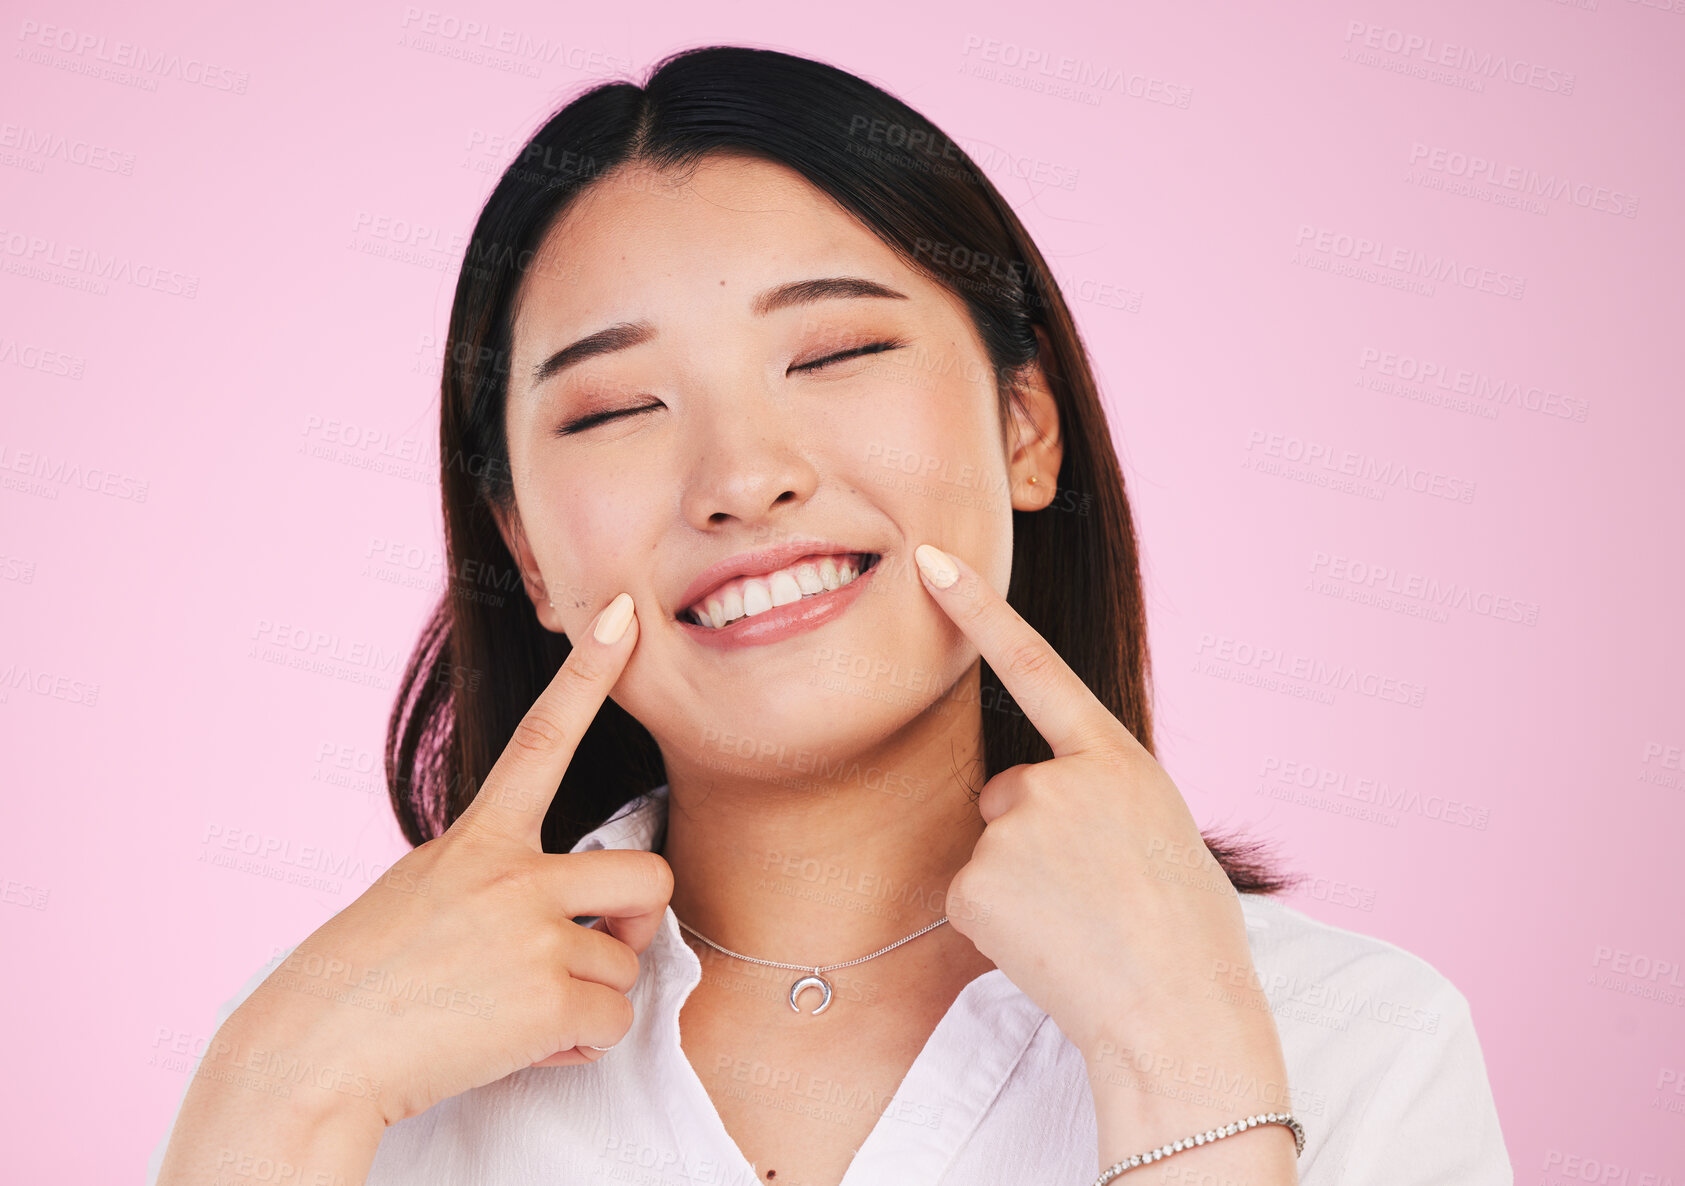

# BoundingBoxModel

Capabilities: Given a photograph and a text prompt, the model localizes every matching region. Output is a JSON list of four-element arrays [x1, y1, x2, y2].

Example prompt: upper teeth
[[686, 554, 873, 629]]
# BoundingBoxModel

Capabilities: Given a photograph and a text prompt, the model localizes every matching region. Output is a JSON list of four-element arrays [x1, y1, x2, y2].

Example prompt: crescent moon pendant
[[789, 974, 833, 1015]]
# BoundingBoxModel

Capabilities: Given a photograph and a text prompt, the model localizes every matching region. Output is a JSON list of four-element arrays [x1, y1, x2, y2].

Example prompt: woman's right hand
[[231, 591, 669, 1128]]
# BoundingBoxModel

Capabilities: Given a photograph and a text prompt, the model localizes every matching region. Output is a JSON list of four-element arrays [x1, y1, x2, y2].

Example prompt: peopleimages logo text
[[1293, 226, 1524, 299]]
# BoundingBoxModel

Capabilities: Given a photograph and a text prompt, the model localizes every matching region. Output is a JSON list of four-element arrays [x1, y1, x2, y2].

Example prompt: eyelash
[[790, 337, 905, 373], [555, 339, 906, 436]]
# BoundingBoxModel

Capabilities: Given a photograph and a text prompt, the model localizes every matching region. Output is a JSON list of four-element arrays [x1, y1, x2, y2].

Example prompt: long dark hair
[[385, 44, 1294, 894]]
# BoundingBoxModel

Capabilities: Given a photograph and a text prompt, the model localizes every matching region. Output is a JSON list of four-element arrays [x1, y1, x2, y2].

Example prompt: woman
[[152, 45, 1511, 1186]]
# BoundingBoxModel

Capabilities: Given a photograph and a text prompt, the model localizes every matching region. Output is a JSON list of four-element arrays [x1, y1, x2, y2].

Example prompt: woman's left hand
[[913, 542, 1284, 1074]]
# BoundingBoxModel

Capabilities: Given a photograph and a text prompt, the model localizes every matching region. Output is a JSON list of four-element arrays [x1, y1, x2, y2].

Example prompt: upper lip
[[675, 539, 881, 618]]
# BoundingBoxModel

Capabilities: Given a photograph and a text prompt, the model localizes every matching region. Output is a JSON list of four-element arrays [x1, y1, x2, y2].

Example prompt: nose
[[679, 415, 821, 532]]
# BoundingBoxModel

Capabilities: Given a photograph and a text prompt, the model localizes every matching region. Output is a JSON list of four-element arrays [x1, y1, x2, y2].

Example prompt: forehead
[[512, 154, 920, 330]]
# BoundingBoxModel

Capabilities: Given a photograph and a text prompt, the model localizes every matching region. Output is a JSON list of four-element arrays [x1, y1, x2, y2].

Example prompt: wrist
[[218, 993, 392, 1133], [156, 1013, 388, 1186], [1090, 1112, 1299, 1186], [1082, 1011, 1295, 1168]]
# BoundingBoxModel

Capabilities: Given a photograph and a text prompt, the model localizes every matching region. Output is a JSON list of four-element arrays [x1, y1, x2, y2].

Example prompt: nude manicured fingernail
[[592, 592, 634, 644], [914, 543, 959, 588]]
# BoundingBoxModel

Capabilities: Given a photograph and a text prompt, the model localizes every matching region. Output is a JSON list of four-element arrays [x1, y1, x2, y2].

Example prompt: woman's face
[[498, 152, 1061, 775]]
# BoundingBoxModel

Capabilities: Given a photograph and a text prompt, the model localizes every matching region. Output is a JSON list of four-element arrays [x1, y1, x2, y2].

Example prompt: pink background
[[3, 0, 1681, 1180]]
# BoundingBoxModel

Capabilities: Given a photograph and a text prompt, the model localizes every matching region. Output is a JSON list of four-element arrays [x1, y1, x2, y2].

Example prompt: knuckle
[[560, 647, 611, 689], [489, 861, 539, 896], [524, 929, 569, 983], [994, 762, 1036, 786], [612, 991, 636, 1035], [975, 810, 1015, 851], [953, 876, 994, 921], [998, 637, 1055, 684], [619, 946, 642, 990], [423, 826, 486, 874], [450, 803, 511, 849], [1016, 763, 1054, 795], [538, 972, 572, 1020], [1087, 740, 1124, 767], [1096, 743, 1135, 771], [529, 918, 567, 959], [508, 707, 568, 760], [1097, 730, 1148, 770], [449, 812, 500, 851], [947, 863, 985, 906]]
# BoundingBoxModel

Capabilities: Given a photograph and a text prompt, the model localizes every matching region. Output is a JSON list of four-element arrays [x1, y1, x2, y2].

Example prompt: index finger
[[455, 591, 639, 848], [912, 543, 1124, 759]]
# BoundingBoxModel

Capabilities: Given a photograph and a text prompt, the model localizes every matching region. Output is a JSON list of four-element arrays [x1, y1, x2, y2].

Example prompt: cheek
[[896, 375, 1014, 596], [531, 476, 656, 612], [843, 371, 1004, 518]]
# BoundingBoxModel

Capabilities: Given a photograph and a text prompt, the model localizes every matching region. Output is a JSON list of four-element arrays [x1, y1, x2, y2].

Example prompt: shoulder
[[1234, 894, 1513, 1184], [1235, 891, 1472, 1069], [1238, 892, 1462, 1019]]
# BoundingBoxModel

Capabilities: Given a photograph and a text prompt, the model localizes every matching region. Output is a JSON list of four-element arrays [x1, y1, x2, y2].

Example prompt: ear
[[489, 500, 564, 634], [1004, 325, 1064, 513]]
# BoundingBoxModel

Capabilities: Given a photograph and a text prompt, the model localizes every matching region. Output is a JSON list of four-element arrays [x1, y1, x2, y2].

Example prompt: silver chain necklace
[[675, 914, 951, 1015]]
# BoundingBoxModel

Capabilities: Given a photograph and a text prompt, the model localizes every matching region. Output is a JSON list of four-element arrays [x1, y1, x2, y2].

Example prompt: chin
[[673, 699, 885, 776]]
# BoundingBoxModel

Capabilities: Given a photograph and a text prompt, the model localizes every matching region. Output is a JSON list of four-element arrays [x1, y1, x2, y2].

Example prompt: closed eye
[[555, 402, 662, 436], [556, 338, 907, 435], [790, 339, 905, 374]]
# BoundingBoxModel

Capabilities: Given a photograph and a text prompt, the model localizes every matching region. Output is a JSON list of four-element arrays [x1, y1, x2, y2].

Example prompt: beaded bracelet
[[1092, 1112, 1306, 1184]]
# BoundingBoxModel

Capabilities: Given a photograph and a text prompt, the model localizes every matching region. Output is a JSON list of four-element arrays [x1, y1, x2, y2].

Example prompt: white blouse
[[149, 782, 1513, 1184]]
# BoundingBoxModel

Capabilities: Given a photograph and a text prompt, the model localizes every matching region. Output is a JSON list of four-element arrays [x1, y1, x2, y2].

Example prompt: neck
[[656, 663, 998, 1013]]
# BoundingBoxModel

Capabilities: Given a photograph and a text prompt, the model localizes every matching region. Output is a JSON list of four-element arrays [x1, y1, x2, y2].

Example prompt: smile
[[677, 553, 882, 649]]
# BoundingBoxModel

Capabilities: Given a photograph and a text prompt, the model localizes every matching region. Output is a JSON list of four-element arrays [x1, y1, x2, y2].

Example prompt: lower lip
[[676, 559, 881, 650]]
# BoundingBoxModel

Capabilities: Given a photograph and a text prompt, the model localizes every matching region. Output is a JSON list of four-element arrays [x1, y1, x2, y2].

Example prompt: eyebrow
[[528, 276, 910, 390], [750, 275, 908, 317]]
